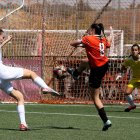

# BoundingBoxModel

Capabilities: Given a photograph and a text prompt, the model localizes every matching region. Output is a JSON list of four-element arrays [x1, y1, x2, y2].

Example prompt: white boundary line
[[0, 109, 140, 120], [0, 103, 126, 107], [0, 103, 137, 108]]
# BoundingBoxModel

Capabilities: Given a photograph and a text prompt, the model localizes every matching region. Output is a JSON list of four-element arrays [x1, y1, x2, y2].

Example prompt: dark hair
[[129, 43, 140, 57], [90, 23, 105, 36], [131, 43, 140, 50], [0, 29, 4, 35]]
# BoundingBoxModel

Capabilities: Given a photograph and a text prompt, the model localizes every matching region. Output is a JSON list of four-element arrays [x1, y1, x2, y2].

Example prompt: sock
[[17, 105, 26, 125], [34, 76, 50, 89], [98, 107, 108, 123], [126, 94, 135, 106]]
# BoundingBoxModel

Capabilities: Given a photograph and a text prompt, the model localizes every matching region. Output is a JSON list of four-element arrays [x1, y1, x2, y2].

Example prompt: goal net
[[0, 29, 124, 104], [1, 0, 139, 104], [41, 29, 124, 104]]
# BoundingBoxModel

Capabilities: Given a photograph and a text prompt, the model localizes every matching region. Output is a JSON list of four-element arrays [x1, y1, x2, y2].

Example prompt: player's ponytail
[[90, 23, 106, 38], [98, 23, 106, 38], [90, 23, 101, 35], [90, 23, 107, 42]]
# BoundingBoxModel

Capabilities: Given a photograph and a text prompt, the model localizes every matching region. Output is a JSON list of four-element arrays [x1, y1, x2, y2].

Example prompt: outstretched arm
[[70, 29, 91, 48], [1, 35, 12, 47], [70, 39, 82, 47], [107, 26, 113, 45]]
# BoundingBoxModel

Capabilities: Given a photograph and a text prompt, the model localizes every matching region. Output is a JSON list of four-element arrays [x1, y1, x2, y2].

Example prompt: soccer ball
[[53, 65, 67, 79]]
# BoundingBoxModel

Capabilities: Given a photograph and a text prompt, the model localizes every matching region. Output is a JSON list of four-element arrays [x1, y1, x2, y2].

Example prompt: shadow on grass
[[0, 126, 80, 131], [0, 128, 19, 131], [0, 126, 103, 132], [33, 126, 80, 130], [47, 126, 80, 130], [34, 126, 101, 132], [0, 128, 41, 131]]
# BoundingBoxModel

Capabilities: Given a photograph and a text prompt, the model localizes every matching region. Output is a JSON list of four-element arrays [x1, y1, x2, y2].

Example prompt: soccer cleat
[[124, 105, 136, 112], [102, 120, 112, 131], [42, 88, 60, 96], [19, 124, 29, 131], [67, 67, 79, 80]]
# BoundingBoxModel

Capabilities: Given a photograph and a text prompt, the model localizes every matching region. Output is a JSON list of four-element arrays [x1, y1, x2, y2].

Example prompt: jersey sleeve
[[82, 36, 88, 45]]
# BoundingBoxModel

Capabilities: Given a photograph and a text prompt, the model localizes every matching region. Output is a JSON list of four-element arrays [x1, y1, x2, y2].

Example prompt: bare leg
[[125, 86, 135, 106], [90, 87, 103, 109], [10, 89, 24, 105], [22, 69, 48, 88], [67, 58, 89, 80], [22, 69, 60, 96], [22, 69, 39, 80], [90, 87, 111, 131], [77, 59, 89, 74], [124, 86, 136, 112]]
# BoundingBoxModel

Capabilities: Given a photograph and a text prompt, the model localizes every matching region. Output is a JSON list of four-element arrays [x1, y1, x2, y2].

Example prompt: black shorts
[[89, 62, 108, 88]]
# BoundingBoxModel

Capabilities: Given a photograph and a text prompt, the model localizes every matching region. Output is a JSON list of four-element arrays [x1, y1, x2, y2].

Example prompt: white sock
[[126, 94, 135, 106], [17, 105, 26, 125], [34, 76, 50, 89]]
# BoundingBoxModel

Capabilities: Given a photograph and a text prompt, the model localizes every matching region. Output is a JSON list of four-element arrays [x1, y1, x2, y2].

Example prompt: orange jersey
[[82, 35, 110, 68]]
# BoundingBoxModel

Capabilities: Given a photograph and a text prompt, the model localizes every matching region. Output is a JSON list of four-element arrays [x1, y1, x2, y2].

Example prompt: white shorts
[[0, 63, 24, 80], [0, 63, 24, 94]]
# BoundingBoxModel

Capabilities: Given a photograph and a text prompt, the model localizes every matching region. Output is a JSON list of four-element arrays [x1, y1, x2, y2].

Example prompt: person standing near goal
[[0, 29, 60, 131], [116, 43, 140, 112], [69, 23, 112, 131]]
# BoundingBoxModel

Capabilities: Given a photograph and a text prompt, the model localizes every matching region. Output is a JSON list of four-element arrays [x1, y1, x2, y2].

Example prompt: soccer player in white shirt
[[0, 29, 60, 131]]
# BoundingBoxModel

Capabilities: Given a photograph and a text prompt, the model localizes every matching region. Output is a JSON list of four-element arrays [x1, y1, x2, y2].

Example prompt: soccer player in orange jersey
[[69, 23, 112, 131]]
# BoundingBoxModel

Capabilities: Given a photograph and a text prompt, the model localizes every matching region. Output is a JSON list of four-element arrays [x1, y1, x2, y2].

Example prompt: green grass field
[[0, 104, 140, 140]]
